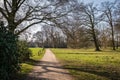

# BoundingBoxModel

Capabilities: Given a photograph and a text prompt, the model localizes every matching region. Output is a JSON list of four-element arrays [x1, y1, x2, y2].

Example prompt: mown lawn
[[18, 48, 45, 80], [51, 48, 120, 80]]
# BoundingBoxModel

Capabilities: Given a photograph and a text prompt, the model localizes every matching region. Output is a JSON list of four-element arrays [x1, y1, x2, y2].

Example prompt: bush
[[18, 41, 32, 62], [0, 21, 20, 80]]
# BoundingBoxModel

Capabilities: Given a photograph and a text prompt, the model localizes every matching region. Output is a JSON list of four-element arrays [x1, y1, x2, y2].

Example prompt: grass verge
[[18, 48, 45, 80]]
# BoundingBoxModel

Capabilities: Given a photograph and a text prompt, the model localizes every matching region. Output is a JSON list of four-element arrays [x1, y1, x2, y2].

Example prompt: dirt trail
[[26, 49, 74, 80]]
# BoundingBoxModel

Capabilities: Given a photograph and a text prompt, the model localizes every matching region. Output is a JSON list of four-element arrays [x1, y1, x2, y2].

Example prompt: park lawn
[[19, 48, 45, 79], [51, 48, 120, 80]]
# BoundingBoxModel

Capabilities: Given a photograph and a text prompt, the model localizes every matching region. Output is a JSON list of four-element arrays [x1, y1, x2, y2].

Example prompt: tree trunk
[[111, 23, 116, 50], [112, 29, 115, 50], [92, 27, 101, 51], [93, 34, 101, 51], [116, 33, 119, 49]]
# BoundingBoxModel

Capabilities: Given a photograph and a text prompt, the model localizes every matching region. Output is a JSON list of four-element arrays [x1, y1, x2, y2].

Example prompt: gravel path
[[26, 49, 74, 80]]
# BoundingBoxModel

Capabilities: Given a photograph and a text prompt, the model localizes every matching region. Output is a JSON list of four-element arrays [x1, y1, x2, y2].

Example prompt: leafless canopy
[[0, 0, 76, 35]]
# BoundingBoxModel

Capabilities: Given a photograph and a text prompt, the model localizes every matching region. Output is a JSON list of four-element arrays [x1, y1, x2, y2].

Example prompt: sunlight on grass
[[20, 48, 45, 75], [20, 63, 33, 74], [51, 48, 120, 80], [30, 48, 45, 60]]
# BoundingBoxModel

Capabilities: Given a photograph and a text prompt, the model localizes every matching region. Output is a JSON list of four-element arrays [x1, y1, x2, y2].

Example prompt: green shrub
[[18, 41, 32, 62], [0, 21, 20, 80]]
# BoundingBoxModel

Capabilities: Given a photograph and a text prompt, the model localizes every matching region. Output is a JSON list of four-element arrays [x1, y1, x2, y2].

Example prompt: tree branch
[[15, 20, 44, 35], [0, 7, 8, 20]]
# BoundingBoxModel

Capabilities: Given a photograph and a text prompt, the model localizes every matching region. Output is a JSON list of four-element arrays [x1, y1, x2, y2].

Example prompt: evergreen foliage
[[0, 21, 20, 80], [18, 41, 32, 62]]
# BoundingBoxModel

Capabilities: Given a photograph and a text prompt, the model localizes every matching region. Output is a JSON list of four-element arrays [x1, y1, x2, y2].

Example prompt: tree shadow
[[16, 74, 50, 80], [23, 59, 40, 65], [24, 76, 50, 80], [13, 59, 40, 80], [15, 59, 120, 80], [64, 66, 120, 80], [24, 61, 72, 80]]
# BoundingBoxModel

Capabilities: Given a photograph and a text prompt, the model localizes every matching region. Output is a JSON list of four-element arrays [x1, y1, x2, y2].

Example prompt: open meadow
[[51, 48, 120, 80]]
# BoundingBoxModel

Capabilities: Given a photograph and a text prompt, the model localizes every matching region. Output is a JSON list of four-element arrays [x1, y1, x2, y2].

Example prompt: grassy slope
[[19, 48, 45, 79], [51, 48, 120, 80]]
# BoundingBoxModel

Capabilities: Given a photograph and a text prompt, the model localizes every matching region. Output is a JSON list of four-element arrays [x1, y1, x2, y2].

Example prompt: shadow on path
[[25, 49, 74, 80], [25, 61, 73, 80]]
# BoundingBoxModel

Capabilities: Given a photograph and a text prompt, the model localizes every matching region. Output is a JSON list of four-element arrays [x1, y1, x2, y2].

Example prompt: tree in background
[[101, 1, 116, 50], [80, 3, 101, 51], [114, 1, 120, 49], [33, 31, 44, 47], [99, 27, 112, 49], [59, 16, 91, 48], [32, 25, 66, 48]]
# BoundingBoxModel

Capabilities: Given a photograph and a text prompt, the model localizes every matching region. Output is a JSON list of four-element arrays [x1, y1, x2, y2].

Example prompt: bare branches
[[101, 1, 117, 50], [0, 0, 75, 35], [0, 7, 8, 19], [17, 0, 26, 10], [4, 0, 10, 14], [16, 19, 44, 35]]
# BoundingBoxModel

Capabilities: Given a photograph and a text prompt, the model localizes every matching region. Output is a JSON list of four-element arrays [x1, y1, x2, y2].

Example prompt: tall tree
[[101, 1, 116, 50], [80, 3, 101, 51], [59, 16, 91, 48]]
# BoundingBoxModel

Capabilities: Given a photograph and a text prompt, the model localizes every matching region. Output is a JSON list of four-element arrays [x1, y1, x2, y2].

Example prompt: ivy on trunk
[[0, 21, 20, 80]]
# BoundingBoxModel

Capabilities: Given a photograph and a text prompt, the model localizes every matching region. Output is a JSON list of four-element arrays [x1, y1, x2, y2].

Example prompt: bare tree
[[80, 3, 101, 51], [0, 0, 75, 35], [101, 1, 117, 50], [33, 31, 44, 47], [32, 25, 66, 48], [55, 13, 91, 48], [99, 27, 112, 49]]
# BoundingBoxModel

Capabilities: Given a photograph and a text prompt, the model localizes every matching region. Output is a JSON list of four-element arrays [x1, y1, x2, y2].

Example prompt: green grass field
[[51, 48, 120, 80], [19, 48, 45, 79]]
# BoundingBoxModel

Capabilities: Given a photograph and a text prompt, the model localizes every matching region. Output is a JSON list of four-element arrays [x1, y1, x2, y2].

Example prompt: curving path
[[26, 49, 74, 80]]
